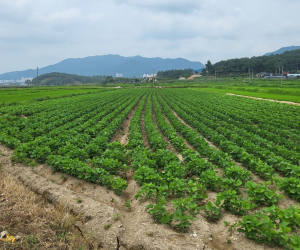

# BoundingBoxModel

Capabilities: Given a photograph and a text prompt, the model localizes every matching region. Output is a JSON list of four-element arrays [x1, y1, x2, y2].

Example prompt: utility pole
[[215, 69, 216, 79], [281, 66, 283, 85], [252, 68, 253, 79], [248, 68, 251, 83], [153, 69, 154, 88], [37, 67, 39, 88]]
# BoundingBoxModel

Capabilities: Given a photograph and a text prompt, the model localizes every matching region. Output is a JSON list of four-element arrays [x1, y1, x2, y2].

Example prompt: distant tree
[[205, 60, 213, 74], [157, 68, 193, 79], [211, 48, 300, 76]]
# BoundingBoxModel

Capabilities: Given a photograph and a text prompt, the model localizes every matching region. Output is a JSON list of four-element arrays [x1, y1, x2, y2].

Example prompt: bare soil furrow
[[110, 97, 142, 145], [168, 108, 299, 209], [151, 98, 183, 162]]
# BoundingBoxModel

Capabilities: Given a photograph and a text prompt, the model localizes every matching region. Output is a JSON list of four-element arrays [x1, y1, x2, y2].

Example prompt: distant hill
[[204, 48, 300, 76], [31, 72, 108, 86], [0, 55, 204, 80], [264, 46, 300, 56]]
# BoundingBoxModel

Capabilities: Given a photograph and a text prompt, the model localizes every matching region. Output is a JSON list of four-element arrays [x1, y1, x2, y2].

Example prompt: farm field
[[0, 86, 104, 104], [195, 86, 300, 103], [1, 88, 300, 249], [182, 78, 300, 103]]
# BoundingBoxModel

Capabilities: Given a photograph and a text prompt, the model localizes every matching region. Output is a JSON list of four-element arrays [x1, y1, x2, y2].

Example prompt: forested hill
[[30, 73, 107, 85], [205, 49, 300, 76], [264, 46, 300, 56], [0, 55, 204, 80], [157, 68, 194, 79]]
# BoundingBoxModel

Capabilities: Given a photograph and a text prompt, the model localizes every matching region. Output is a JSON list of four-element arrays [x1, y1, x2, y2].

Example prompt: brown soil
[[0, 141, 285, 250], [226, 93, 300, 106], [110, 99, 141, 146]]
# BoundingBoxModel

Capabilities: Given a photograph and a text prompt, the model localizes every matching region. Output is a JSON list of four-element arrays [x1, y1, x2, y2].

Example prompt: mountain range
[[0, 55, 204, 80], [264, 46, 300, 56]]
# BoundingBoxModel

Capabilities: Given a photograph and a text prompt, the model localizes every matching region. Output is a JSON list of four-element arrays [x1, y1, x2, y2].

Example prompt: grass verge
[[0, 163, 92, 250], [194, 87, 300, 103]]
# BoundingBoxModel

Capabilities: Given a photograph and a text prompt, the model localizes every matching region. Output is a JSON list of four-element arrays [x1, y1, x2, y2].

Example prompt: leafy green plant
[[113, 213, 120, 220], [237, 205, 300, 249], [217, 190, 256, 215], [146, 196, 173, 226], [171, 197, 198, 230], [200, 170, 223, 191], [277, 177, 300, 201], [221, 178, 243, 193], [203, 200, 222, 222], [224, 221, 237, 233], [125, 200, 131, 209], [223, 166, 252, 184], [245, 181, 283, 206], [186, 179, 208, 202], [104, 224, 110, 230]]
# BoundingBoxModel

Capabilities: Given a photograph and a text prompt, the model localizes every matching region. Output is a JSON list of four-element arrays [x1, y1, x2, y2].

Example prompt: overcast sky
[[1, 0, 300, 74]]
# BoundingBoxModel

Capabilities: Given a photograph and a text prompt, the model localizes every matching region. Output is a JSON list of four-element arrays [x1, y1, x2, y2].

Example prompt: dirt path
[[226, 93, 300, 106], [110, 98, 142, 145]]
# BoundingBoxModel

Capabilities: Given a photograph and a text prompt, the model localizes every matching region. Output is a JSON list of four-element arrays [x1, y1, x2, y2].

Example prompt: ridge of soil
[[170, 109, 219, 150], [0, 143, 283, 250], [141, 97, 153, 152], [167, 107, 298, 210], [226, 93, 300, 106], [151, 97, 183, 162], [0, 98, 291, 250], [155, 93, 195, 152], [110, 98, 142, 145]]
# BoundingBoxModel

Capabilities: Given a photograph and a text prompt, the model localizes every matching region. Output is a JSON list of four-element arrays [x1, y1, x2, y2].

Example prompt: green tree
[[205, 60, 213, 74]]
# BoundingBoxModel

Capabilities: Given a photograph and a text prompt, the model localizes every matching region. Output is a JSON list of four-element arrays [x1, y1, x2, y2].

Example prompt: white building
[[143, 73, 157, 78]]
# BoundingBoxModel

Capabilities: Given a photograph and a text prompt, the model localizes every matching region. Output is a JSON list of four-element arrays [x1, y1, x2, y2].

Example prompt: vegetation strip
[[1, 88, 300, 249]]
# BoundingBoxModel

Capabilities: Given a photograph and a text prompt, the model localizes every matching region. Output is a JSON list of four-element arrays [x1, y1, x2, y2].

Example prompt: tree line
[[29, 72, 108, 86], [204, 49, 300, 77], [29, 72, 144, 86], [157, 68, 194, 79]]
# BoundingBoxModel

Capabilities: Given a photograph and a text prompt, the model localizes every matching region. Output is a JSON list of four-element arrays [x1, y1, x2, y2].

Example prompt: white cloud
[[0, 0, 300, 73]]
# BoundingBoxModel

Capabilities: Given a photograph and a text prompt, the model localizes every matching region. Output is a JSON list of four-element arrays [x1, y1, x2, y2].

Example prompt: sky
[[1, 0, 300, 74]]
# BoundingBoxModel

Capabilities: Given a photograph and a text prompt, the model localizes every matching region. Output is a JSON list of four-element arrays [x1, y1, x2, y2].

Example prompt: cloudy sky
[[1, 0, 300, 74]]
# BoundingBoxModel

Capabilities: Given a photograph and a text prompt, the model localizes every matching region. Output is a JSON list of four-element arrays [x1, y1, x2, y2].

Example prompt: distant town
[[0, 77, 33, 85]]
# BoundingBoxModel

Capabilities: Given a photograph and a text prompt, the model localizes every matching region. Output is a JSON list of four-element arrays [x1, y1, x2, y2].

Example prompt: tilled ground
[[0, 143, 283, 250]]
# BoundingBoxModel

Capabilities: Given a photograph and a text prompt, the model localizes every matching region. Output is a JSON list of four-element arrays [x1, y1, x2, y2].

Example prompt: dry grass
[[0, 161, 93, 250]]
